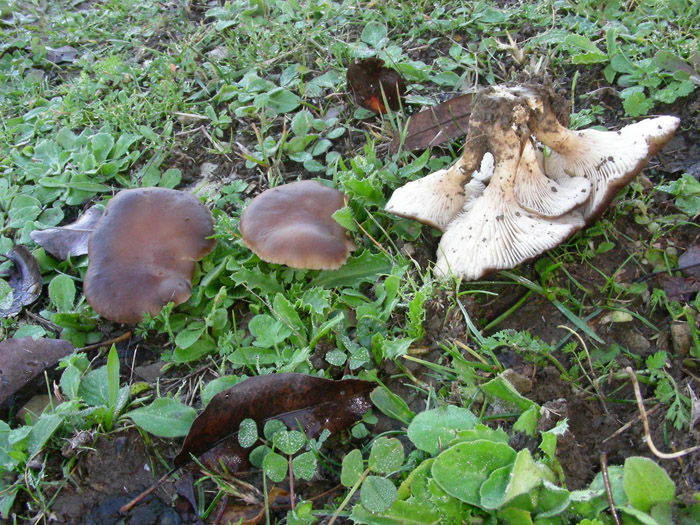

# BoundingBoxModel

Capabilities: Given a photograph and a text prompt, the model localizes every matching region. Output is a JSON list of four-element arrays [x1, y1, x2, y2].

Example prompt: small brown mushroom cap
[[239, 180, 355, 270], [84, 187, 217, 324]]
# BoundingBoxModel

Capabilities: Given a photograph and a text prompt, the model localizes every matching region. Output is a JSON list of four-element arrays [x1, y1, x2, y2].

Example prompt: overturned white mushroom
[[527, 94, 680, 223], [385, 83, 679, 281], [385, 149, 493, 231], [435, 125, 584, 280], [513, 139, 591, 218]]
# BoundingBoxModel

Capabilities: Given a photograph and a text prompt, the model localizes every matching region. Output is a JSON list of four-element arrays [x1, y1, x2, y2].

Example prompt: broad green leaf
[[432, 440, 517, 506], [174, 321, 207, 350], [91, 133, 114, 163], [361, 21, 387, 47], [292, 451, 317, 480], [263, 451, 288, 482], [125, 398, 197, 438], [350, 497, 441, 524], [27, 414, 63, 456], [341, 449, 364, 487], [48, 275, 76, 313], [622, 456, 675, 512], [261, 88, 301, 114], [202, 375, 246, 406], [310, 251, 392, 288], [368, 437, 404, 474], [370, 386, 414, 425], [481, 375, 537, 413], [273, 430, 305, 455], [407, 405, 478, 455], [361, 475, 397, 513], [238, 418, 258, 448]]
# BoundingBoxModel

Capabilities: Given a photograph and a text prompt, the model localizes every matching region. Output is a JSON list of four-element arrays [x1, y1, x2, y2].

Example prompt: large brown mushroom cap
[[239, 180, 355, 270], [84, 187, 217, 324]]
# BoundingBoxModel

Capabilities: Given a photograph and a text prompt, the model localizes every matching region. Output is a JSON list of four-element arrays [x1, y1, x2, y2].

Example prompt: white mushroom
[[513, 139, 591, 218], [434, 87, 585, 280], [434, 134, 584, 281], [526, 93, 680, 223], [385, 142, 491, 231]]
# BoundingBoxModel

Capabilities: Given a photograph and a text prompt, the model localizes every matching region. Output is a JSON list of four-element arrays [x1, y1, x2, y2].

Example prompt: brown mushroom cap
[[239, 180, 355, 270], [84, 187, 217, 324]]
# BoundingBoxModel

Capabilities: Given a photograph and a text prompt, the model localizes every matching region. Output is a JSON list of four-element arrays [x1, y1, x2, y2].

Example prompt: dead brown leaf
[[0, 337, 75, 406], [346, 58, 406, 114], [174, 373, 373, 471], [0, 245, 42, 317], [388, 93, 473, 154]]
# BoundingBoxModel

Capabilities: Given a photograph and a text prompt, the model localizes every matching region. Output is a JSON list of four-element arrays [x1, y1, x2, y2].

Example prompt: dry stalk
[[599, 453, 621, 525], [625, 367, 700, 459]]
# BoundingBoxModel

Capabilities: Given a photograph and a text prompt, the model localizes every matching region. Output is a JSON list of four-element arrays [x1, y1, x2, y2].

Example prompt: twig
[[119, 469, 174, 514], [602, 403, 662, 444], [625, 367, 700, 459], [78, 331, 132, 353], [600, 453, 621, 525]]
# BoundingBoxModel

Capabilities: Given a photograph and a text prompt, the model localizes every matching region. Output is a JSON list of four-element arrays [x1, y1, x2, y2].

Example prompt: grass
[[1, 0, 700, 522]]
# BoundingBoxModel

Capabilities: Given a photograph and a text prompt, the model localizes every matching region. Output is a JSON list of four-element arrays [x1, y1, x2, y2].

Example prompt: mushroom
[[238, 180, 355, 270], [83, 187, 217, 324], [525, 89, 680, 223], [433, 87, 585, 280], [513, 139, 591, 218], [384, 150, 492, 231]]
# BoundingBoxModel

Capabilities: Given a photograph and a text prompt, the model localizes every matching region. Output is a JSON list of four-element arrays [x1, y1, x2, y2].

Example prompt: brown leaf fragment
[[174, 373, 373, 469], [347, 58, 406, 114], [389, 93, 473, 154], [0, 337, 75, 406], [678, 241, 700, 280], [657, 273, 700, 302], [30, 206, 103, 260], [0, 245, 42, 317]]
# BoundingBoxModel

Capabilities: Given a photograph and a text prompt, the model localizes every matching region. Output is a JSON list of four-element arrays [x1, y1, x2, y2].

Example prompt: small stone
[[621, 329, 651, 354], [671, 322, 692, 356]]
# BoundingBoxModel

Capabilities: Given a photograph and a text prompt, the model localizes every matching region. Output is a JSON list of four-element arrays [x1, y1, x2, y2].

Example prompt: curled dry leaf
[[30, 205, 104, 260], [347, 58, 406, 114], [0, 245, 42, 318], [389, 93, 474, 154], [174, 373, 373, 471], [0, 337, 75, 406]]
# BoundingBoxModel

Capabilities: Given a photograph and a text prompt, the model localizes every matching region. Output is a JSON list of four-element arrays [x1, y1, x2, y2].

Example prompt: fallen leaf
[[678, 241, 700, 280], [30, 206, 103, 260], [657, 273, 700, 302], [45, 45, 78, 64], [347, 58, 406, 114], [389, 93, 473, 154], [0, 337, 75, 406], [174, 373, 373, 471], [0, 245, 42, 317]]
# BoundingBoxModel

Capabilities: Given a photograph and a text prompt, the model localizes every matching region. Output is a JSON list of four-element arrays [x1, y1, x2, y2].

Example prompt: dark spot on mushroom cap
[[239, 180, 356, 270], [84, 187, 216, 324]]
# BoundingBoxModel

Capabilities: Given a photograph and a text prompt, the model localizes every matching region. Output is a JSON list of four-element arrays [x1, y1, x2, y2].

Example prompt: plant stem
[[328, 469, 369, 525]]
